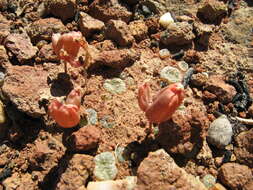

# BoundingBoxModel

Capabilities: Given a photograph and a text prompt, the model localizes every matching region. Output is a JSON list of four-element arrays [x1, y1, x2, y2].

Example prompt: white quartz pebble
[[159, 12, 174, 28]]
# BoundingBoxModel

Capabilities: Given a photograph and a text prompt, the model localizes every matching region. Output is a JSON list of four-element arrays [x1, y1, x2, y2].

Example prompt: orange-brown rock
[[70, 125, 101, 151]]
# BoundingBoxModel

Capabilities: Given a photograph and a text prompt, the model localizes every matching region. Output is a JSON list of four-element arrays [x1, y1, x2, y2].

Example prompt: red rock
[[197, 0, 227, 24], [129, 20, 148, 41], [160, 22, 195, 46], [4, 33, 38, 63], [78, 12, 105, 38], [89, 0, 132, 23], [92, 48, 140, 69], [204, 74, 236, 104], [26, 18, 68, 44], [193, 22, 213, 47], [28, 142, 53, 169], [0, 14, 10, 44], [183, 49, 201, 64], [203, 90, 217, 102], [244, 181, 253, 190], [105, 20, 134, 47], [157, 103, 210, 156], [25, 135, 66, 183], [37, 43, 58, 63], [145, 17, 160, 34], [2, 173, 36, 190], [2, 65, 49, 117], [136, 149, 207, 190], [0, 45, 11, 69], [234, 128, 253, 167], [56, 154, 93, 189], [191, 73, 209, 87], [44, 0, 77, 21], [93, 40, 116, 51], [70, 125, 101, 151], [218, 163, 253, 190]]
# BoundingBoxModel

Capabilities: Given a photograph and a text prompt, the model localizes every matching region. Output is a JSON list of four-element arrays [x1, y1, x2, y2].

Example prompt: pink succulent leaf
[[138, 82, 185, 124], [66, 88, 81, 107], [48, 88, 81, 128], [138, 82, 151, 112]]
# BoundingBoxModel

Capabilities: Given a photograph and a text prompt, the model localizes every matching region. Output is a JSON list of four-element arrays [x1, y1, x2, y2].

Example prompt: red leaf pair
[[48, 89, 81, 128]]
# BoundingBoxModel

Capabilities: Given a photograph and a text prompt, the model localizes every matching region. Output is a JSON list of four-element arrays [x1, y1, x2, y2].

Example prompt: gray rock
[[207, 115, 233, 148], [221, 8, 253, 45]]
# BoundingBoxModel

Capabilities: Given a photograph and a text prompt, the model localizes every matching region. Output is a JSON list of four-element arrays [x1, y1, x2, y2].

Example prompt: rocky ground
[[0, 0, 252, 189]]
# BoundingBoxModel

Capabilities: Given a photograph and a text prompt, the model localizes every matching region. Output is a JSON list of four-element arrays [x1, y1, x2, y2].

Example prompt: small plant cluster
[[138, 82, 185, 124], [52, 31, 91, 72], [48, 31, 90, 128], [48, 31, 185, 129]]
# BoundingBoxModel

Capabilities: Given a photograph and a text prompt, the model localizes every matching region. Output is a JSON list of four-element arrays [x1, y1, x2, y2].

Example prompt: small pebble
[[207, 115, 233, 148], [159, 49, 170, 59], [178, 61, 189, 71], [103, 78, 127, 94], [201, 174, 216, 189], [160, 66, 182, 84], [94, 152, 118, 180], [159, 12, 174, 28]]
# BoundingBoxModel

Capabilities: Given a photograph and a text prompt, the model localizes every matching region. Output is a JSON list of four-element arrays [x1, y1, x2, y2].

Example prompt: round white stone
[[160, 66, 182, 84], [159, 12, 174, 28]]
